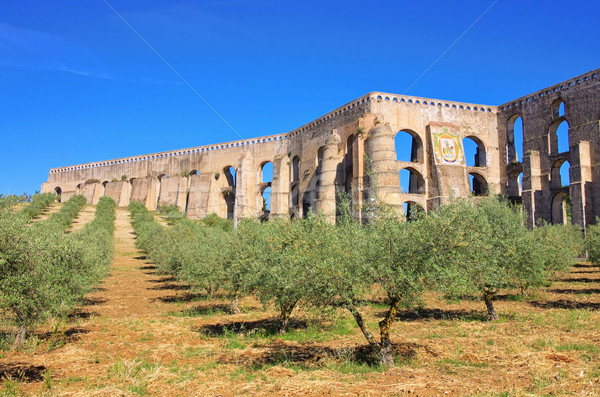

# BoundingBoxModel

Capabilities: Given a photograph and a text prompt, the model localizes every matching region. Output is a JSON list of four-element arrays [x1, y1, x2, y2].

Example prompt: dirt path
[[31, 202, 62, 222], [68, 205, 96, 232]]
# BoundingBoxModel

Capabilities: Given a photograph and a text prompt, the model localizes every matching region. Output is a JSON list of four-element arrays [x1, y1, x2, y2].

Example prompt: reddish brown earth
[[1, 207, 599, 396]]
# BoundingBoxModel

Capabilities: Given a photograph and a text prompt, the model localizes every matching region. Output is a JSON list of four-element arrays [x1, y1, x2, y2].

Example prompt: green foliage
[[585, 219, 600, 264], [18, 192, 56, 220], [37, 195, 86, 231], [0, 196, 115, 346]]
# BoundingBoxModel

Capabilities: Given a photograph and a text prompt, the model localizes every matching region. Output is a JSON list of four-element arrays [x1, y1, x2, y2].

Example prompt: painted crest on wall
[[433, 128, 464, 165]]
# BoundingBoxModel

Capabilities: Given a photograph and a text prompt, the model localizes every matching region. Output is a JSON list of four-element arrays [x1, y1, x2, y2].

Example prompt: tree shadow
[[155, 292, 208, 303], [556, 278, 600, 283], [0, 363, 47, 382], [140, 265, 156, 271], [147, 276, 177, 283], [570, 270, 599, 274], [68, 308, 99, 321], [549, 288, 600, 295], [573, 263, 597, 268], [529, 299, 600, 310], [81, 297, 108, 306], [134, 255, 147, 260], [147, 283, 190, 291], [390, 308, 487, 322], [230, 340, 433, 367], [172, 303, 232, 317], [194, 318, 308, 337]]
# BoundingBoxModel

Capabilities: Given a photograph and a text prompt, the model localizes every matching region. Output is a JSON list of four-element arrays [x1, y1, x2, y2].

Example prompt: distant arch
[[292, 156, 300, 182], [507, 171, 523, 199], [157, 173, 167, 181], [551, 160, 570, 189], [548, 119, 570, 154], [394, 129, 423, 163], [403, 201, 424, 221], [551, 99, 565, 118], [223, 191, 235, 220], [260, 161, 273, 184], [552, 192, 571, 225], [189, 170, 199, 176], [224, 166, 236, 187], [469, 172, 488, 196], [316, 147, 325, 174], [507, 115, 523, 163], [261, 186, 271, 216], [54, 186, 62, 202], [399, 167, 425, 194], [291, 185, 299, 207], [463, 136, 487, 167]]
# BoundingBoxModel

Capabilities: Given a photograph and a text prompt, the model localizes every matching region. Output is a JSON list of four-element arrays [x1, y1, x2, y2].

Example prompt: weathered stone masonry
[[42, 69, 600, 228]]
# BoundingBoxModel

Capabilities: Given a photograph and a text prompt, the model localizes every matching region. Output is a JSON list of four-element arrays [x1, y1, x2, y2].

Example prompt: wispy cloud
[[0, 23, 112, 79]]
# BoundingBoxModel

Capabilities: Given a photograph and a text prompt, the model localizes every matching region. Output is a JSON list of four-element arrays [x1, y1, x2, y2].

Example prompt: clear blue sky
[[1, 0, 598, 195]]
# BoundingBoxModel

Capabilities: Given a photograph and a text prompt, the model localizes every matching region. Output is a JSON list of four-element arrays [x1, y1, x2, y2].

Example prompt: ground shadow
[[156, 292, 208, 303], [68, 308, 100, 321], [0, 363, 47, 382], [556, 278, 600, 284], [147, 276, 177, 283], [529, 299, 600, 310], [573, 263, 597, 268], [173, 303, 232, 317], [194, 318, 308, 337], [147, 283, 190, 291], [224, 340, 432, 367], [389, 308, 487, 322], [81, 297, 108, 306], [549, 288, 600, 295], [134, 255, 147, 260]]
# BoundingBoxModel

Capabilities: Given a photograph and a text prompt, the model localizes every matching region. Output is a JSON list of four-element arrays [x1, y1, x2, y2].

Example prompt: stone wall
[[42, 68, 600, 226]]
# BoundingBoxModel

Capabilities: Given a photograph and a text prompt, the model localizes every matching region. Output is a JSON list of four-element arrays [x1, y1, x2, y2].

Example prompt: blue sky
[[1, 0, 599, 195]]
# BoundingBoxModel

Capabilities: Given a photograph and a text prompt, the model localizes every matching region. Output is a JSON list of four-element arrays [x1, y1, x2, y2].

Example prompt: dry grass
[[0, 207, 599, 396]]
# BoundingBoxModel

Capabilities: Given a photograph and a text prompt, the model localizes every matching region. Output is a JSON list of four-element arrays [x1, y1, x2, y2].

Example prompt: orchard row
[[129, 197, 584, 366]]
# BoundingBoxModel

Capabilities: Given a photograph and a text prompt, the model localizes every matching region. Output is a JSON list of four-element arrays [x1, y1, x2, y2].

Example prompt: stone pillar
[[522, 150, 542, 228], [270, 155, 290, 219], [316, 131, 342, 221], [235, 151, 256, 219], [364, 124, 400, 213], [570, 140, 593, 229]]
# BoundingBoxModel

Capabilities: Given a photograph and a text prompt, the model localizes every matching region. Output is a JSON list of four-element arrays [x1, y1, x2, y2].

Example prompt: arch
[[507, 115, 523, 163], [463, 136, 487, 167], [291, 185, 299, 207], [157, 173, 167, 181], [223, 191, 235, 220], [399, 167, 425, 194], [102, 181, 109, 188], [469, 172, 488, 196], [345, 170, 353, 194], [551, 160, 570, 189], [551, 192, 571, 225], [189, 170, 199, 176], [129, 178, 136, 184], [316, 147, 325, 174], [394, 129, 423, 163], [261, 186, 271, 214], [260, 161, 273, 183], [549, 120, 570, 154], [54, 186, 62, 202], [224, 166, 236, 187], [292, 156, 300, 182], [507, 171, 523, 198], [551, 99, 565, 118], [403, 201, 424, 221]]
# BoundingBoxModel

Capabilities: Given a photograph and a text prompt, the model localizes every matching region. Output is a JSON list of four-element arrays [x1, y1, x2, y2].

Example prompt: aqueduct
[[43, 68, 600, 228]]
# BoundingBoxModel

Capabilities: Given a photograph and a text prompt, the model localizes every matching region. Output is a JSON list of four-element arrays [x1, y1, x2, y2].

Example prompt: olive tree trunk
[[483, 289, 499, 321]]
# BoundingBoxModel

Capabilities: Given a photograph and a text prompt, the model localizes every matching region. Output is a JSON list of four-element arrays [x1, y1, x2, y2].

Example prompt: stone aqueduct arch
[[43, 69, 600, 227]]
